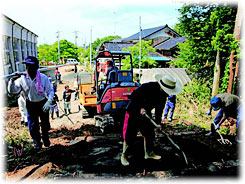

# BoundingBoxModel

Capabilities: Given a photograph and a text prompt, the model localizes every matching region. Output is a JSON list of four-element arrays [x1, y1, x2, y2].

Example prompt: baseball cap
[[22, 56, 39, 66], [210, 96, 221, 111]]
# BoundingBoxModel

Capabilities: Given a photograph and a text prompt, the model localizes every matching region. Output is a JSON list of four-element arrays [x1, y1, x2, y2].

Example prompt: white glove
[[43, 100, 52, 112]]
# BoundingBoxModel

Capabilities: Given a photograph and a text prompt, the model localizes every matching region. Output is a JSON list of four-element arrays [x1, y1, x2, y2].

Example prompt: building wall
[[1, 14, 38, 93], [1, 14, 38, 76]]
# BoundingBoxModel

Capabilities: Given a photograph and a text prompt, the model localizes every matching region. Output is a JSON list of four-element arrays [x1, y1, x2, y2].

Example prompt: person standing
[[48, 75, 52, 84], [121, 74, 182, 166], [74, 64, 77, 73], [57, 72, 62, 84], [50, 93, 59, 119], [54, 68, 59, 83], [8, 56, 54, 149], [62, 85, 75, 115], [52, 81, 57, 93], [163, 95, 176, 122], [18, 92, 28, 126]]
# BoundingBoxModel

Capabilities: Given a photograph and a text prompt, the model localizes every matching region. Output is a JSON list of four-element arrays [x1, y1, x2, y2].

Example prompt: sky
[[1, 0, 184, 46]]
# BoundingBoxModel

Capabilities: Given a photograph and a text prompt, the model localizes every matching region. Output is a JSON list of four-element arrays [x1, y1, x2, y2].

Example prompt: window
[[13, 39, 20, 62], [21, 40, 26, 60], [3, 37, 11, 65]]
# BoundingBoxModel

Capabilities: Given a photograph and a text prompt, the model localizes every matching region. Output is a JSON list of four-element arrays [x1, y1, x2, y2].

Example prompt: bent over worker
[[206, 93, 242, 142], [121, 74, 182, 166], [8, 56, 54, 149]]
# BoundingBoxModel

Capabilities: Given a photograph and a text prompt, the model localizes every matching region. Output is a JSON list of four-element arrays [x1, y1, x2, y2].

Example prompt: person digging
[[121, 74, 182, 166], [206, 93, 242, 143]]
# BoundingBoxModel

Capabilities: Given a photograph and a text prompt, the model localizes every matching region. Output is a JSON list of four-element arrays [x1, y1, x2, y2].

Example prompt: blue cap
[[22, 56, 39, 66], [210, 96, 221, 111]]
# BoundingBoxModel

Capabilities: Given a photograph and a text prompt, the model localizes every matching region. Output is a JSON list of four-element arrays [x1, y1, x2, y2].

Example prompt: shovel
[[211, 122, 232, 145], [143, 113, 188, 166]]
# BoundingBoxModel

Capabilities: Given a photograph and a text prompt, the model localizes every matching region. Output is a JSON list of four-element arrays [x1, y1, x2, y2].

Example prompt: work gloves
[[215, 123, 220, 130], [43, 100, 52, 112]]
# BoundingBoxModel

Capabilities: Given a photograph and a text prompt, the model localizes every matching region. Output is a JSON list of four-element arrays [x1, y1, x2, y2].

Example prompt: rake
[[211, 122, 232, 145]]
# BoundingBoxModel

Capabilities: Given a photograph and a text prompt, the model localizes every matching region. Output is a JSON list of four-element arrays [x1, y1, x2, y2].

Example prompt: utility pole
[[139, 16, 142, 78], [56, 31, 60, 64], [90, 26, 92, 69], [74, 31, 79, 46], [113, 10, 118, 36]]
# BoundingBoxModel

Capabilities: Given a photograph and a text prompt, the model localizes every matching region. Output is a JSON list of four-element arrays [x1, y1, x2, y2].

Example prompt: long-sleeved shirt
[[216, 93, 241, 119], [8, 72, 54, 102], [126, 82, 168, 124], [51, 93, 59, 105], [63, 89, 75, 102], [167, 95, 176, 103]]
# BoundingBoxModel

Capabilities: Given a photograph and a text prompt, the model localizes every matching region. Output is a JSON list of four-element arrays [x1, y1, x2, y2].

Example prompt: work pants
[[163, 101, 175, 119], [26, 99, 50, 146], [123, 111, 155, 152], [50, 104, 59, 118]]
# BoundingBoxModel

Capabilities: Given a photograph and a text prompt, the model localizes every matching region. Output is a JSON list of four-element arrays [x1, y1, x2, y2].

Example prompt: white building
[[1, 14, 38, 75]]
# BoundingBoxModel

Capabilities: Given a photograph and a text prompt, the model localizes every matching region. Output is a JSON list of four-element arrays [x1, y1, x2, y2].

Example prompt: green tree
[[38, 44, 53, 64], [88, 35, 121, 61], [38, 40, 79, 64], [172, 3, 237, 92], [122, 40, 157, 69]]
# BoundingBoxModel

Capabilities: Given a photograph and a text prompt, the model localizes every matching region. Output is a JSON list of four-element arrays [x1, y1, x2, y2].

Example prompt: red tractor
[[94, 51, 139, 132]]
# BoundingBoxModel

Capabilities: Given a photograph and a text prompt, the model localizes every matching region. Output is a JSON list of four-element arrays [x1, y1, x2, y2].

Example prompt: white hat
[[154, 74, 182, 95]]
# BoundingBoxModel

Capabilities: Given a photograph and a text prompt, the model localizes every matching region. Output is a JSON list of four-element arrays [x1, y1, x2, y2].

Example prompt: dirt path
[[3, 65, 240, 180]]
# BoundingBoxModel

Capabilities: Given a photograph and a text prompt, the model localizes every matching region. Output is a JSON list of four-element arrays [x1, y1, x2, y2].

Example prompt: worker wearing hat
[[206, 93, 242, 142], [121, 74, 182, 166], [8, 56, 54, 149]]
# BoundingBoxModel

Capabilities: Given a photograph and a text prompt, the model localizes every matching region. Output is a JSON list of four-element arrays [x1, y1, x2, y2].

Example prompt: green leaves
[[173, 3, 238, 93], [38, 39, 78, 64], [122, 40, 157, 69]]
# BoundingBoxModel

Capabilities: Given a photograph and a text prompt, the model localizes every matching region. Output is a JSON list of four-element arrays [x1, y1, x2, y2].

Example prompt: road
[[3, 65, 239, 180]]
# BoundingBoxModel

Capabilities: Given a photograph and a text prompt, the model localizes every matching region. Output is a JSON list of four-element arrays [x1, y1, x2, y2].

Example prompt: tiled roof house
[[99, 24, 185, 67]]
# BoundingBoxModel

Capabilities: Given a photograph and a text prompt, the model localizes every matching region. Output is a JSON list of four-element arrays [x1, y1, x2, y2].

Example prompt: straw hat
[[154, 74, 182, 95]]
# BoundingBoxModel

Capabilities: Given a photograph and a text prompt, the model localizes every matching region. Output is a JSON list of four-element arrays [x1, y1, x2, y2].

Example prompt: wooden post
[[227, 4, 242, 93], [212, 50, 221, 97]]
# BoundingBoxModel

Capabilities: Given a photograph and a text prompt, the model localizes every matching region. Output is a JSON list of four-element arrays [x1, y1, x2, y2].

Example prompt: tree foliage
[[38, 39, 78, 64], [122, 40, 157, 69], [172, 3, 237, 92]]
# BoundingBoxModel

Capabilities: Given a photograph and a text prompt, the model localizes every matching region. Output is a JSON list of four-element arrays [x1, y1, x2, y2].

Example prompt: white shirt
[[18, 95, 27, 121], [8, 72, 54, 102]]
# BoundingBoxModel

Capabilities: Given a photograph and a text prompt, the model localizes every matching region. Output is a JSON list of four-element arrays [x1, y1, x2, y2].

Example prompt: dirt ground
[[2, 65, 240, 180]]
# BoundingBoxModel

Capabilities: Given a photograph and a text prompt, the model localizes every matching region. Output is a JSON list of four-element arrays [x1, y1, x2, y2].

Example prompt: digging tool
[[143, 113, 188, 166], [57, 102, 74, 124], [211, 122, 232, 145]]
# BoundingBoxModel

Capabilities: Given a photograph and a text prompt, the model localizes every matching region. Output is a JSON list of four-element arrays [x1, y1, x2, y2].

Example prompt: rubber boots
[[144, 139, 161, 160], [121, 141, 129, 166]]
